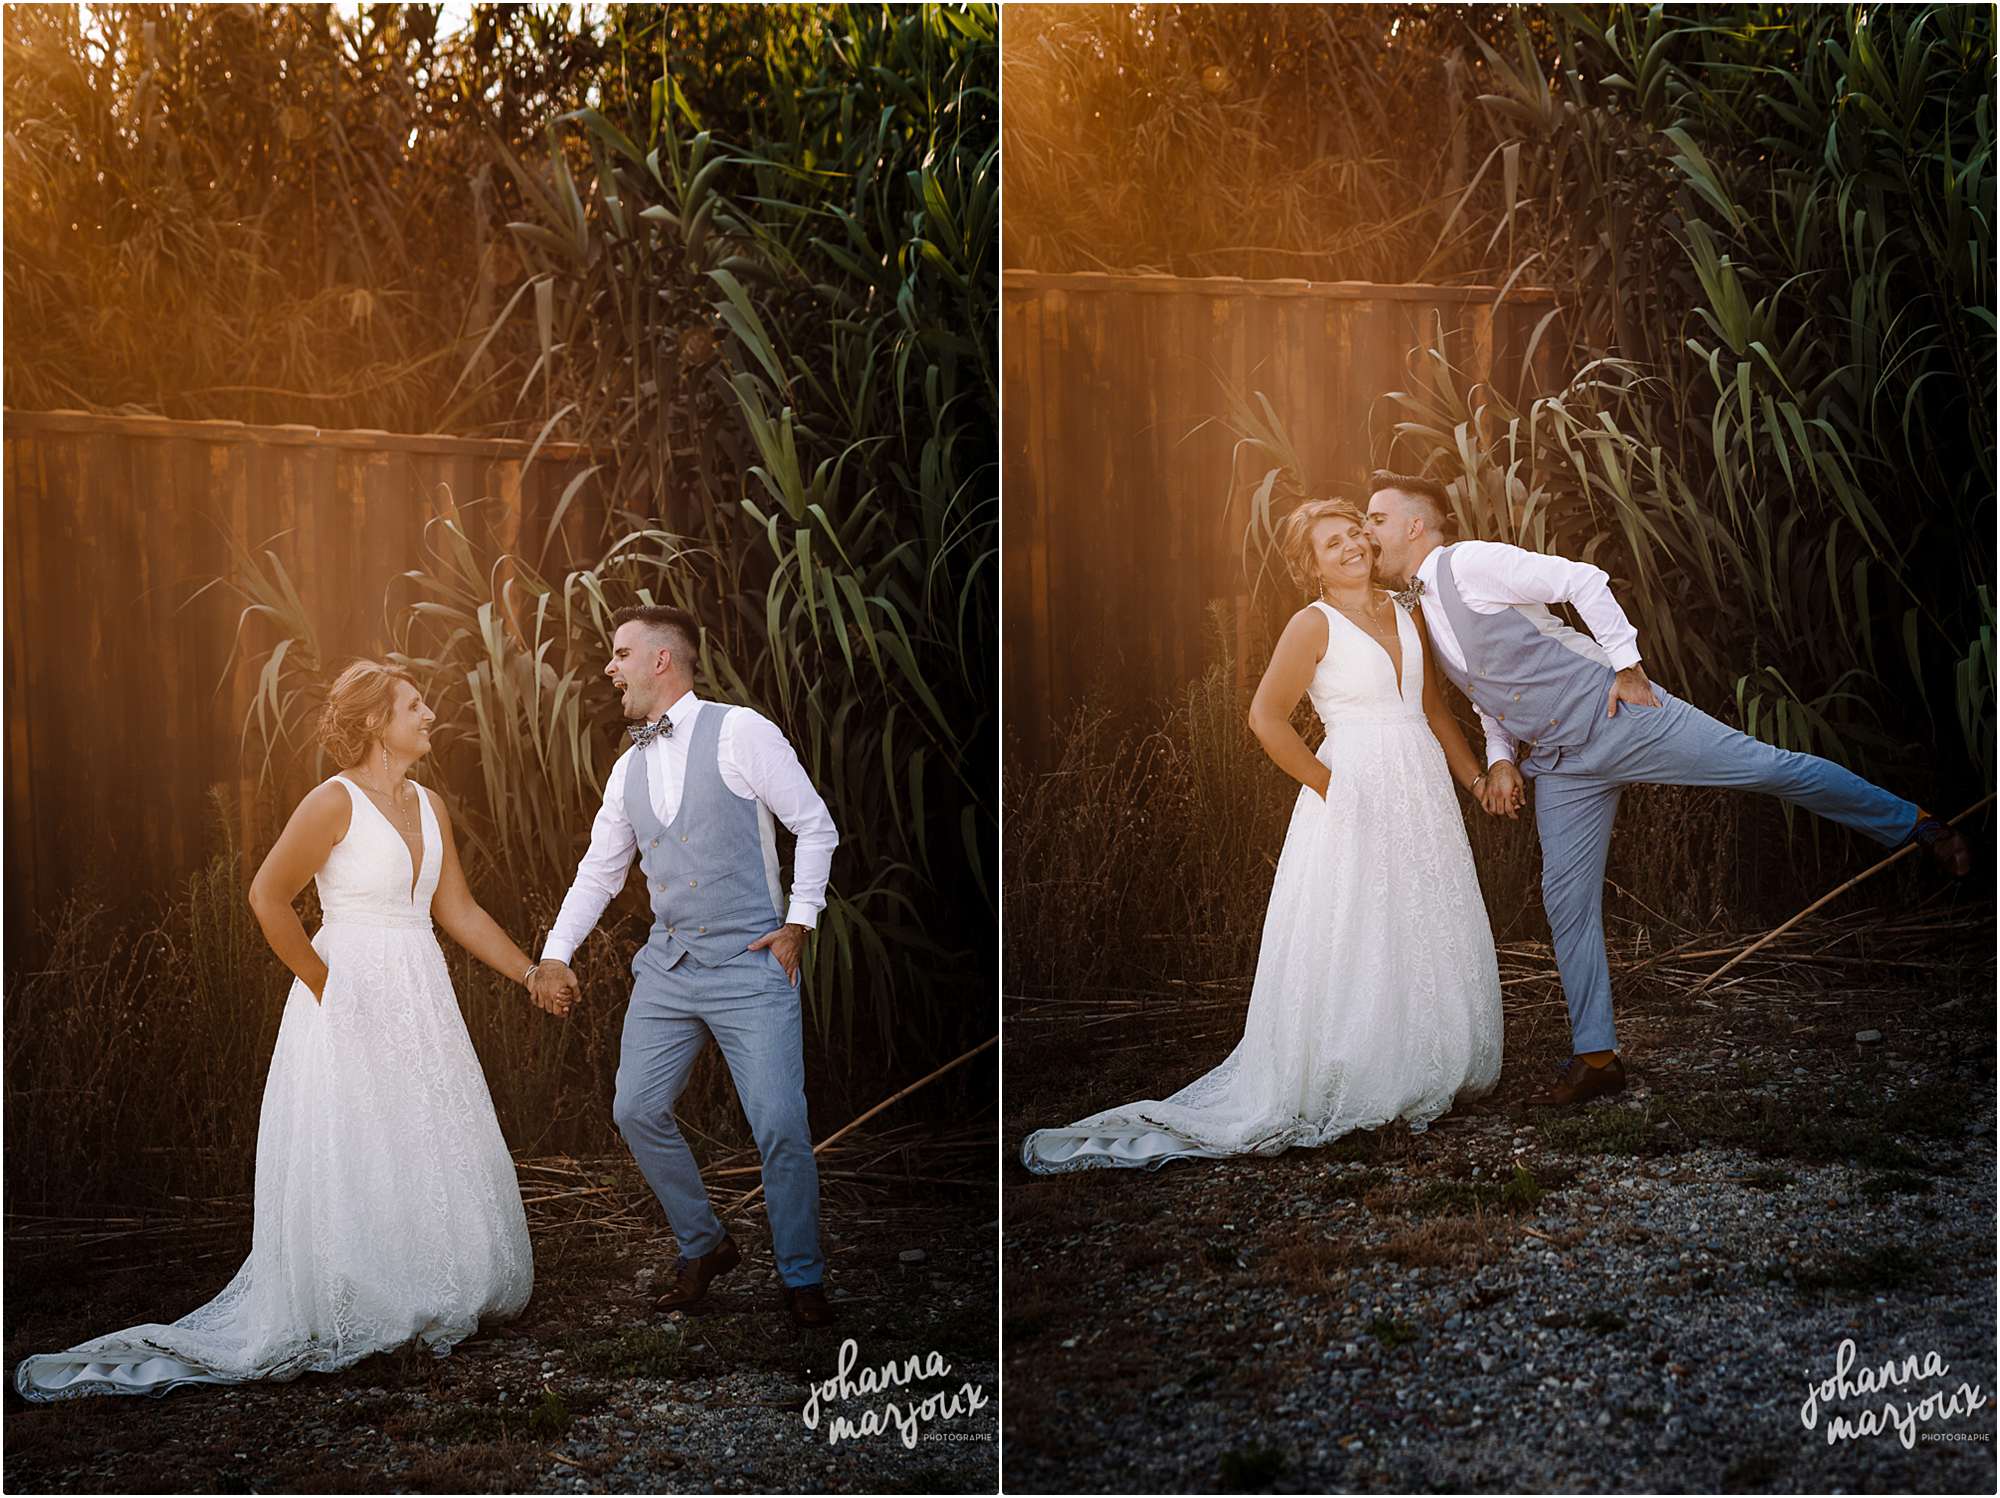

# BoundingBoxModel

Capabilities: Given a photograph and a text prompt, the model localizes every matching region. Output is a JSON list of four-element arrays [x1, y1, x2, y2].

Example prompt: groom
[[1363, 472, 1971, 1108], [530, 604, 840, 1326]]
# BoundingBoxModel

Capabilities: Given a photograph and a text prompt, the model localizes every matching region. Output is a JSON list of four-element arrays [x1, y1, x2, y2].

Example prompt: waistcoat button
[[690, 878, 698, 888], [680, 834, 688, 843], [698, 926, 706, 934], [1549, 718, 1559, 727], [650, 838, 659, 849], [1497, 712, 1506, 722]]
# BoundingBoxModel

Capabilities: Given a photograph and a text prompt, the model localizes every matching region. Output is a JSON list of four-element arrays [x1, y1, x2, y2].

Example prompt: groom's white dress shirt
[[1414, 541, 1644, 768], [540, 690, 838, 966]]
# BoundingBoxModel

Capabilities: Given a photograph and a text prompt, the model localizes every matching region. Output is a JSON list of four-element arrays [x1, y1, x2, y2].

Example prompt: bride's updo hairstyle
[[319, 660, 418, 768], [1278, 498, 1368, 599]]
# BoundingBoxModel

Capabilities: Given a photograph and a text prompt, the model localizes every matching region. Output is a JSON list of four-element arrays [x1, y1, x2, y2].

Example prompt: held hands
[[1476, 760, 1526, 818], [748, 923, 807, 987], [525, 960, 580, 1018], [1606, 664, 1660, 717]]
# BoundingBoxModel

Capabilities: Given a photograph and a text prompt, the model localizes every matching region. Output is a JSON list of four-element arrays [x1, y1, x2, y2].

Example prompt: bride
[[15, 661, 569, 1400], [1020, 500, 1506, 1173]]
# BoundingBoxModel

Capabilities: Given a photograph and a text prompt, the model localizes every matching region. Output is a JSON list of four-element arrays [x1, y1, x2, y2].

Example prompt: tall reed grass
[[462, 3, 1000, 1085], [1389, 4, 1994, 803], [1, 4, 601, 430], [1007, 4, 1993, 805]]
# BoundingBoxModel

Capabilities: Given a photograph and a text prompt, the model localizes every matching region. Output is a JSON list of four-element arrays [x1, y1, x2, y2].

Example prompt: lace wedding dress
[[1021, 598, 1503, 1173], [15, 775, 534, 1401]]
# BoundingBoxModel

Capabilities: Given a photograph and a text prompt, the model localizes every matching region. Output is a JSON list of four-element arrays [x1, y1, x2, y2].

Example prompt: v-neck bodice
[[320, 775, 440, 926], [1307, 599, 1423, 728]]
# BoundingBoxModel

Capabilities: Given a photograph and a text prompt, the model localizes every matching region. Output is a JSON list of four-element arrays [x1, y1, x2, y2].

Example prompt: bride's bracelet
[[1468, 771, 1489, 795], [521, 960, 544, 988]]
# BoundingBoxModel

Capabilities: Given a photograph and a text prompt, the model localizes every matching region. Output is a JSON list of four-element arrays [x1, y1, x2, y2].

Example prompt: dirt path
[[6, 1174, 997, 1493], [1003, 911, 1996, 1493]]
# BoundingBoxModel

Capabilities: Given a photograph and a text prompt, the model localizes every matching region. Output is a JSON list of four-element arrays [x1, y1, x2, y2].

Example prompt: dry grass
[[1379, 1214, 1509, 1271], [1257, 1227, 1363, 1294]]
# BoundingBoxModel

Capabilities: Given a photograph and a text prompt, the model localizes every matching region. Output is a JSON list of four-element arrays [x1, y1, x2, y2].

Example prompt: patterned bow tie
[[1390, 576, 1427, 611], [629, 713, 674, 748]]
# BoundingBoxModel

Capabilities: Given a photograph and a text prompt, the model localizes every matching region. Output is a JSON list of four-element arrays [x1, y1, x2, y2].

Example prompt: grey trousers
[[611, 945, 825, 1287], [1524, 688, 1920, 1054]]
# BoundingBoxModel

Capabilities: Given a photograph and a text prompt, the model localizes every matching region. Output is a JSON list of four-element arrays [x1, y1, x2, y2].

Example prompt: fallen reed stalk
[[721, 1035, 999, 1215], [1692, 795, 1994, 993]]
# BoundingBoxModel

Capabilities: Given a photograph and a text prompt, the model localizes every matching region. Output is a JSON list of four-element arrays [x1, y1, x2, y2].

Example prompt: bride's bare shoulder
[[300, 776, 355, 842], [1270, 602, 1331, 665], [1285, 600, 1331, 630]]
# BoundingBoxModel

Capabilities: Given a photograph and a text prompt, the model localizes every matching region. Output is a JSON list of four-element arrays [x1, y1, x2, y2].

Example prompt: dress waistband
[[1319, 711, 1427, 727], [318, 913, 435, 932]]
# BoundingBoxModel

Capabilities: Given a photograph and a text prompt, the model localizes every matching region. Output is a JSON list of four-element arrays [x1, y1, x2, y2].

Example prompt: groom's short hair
[[612, 604, 699, 665], [1368, 470, 1451, 533]]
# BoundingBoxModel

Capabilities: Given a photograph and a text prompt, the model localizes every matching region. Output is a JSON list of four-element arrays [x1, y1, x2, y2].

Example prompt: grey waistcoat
[[626, 703, 781, 972], [1428, 545, 1618, 768]]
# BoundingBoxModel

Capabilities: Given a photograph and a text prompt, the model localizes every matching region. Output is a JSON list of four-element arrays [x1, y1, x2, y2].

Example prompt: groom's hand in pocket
[[748, 923, 807, 987], [1606, 664, 1661, 717]]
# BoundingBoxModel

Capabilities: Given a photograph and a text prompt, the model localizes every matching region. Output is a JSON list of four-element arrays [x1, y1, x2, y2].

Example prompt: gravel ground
[[1003, 913, 1996, 1494], [6, 1179, 997, 1493]]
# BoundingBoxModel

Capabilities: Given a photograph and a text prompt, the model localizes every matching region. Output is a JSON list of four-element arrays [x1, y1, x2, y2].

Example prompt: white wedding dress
[[1021, 598, 1503, 1173], [15, 775, 534, 1400]]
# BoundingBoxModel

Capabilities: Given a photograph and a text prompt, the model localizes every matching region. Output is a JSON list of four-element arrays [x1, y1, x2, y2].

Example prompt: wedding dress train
[[1021, 598, 1503, 1173], [15, 775, 534, 1400]]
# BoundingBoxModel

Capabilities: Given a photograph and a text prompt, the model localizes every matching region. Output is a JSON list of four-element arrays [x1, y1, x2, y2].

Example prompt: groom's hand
[[1480, 761, 1525, 818], [747, 923, 807, 987], [1606, 663, 1660, 717], [528, 960, 580, 1017]]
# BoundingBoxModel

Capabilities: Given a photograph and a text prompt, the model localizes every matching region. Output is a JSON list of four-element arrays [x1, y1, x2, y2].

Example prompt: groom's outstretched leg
[[1535, 774, 1624, 1055], [613, 994, 729, 1258], [1605, 691, 1919, 847]]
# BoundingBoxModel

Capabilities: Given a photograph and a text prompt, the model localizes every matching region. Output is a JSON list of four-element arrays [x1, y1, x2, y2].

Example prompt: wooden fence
[[4, 410, 603, 954], [1001, 269, 1560, 765]]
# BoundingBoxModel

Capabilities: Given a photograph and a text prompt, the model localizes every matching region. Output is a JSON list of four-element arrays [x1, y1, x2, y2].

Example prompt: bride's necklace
[[1324, 591, 1389, 631], [352, 749, 417, 838]]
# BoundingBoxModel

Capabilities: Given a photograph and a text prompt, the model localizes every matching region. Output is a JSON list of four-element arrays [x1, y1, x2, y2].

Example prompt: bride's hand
[[1478, 762, 1525, 818], [307, 959, 330, 1006], [526, 960, 580, 1017]]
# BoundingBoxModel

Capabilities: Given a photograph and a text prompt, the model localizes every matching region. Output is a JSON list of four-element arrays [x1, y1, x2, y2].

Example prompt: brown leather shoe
[[780, 1281, 835, 1328], [654, 1233, 741, 1311], [1911, 814, 1972, 878], [1525, 1054, 1627, 1108]]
